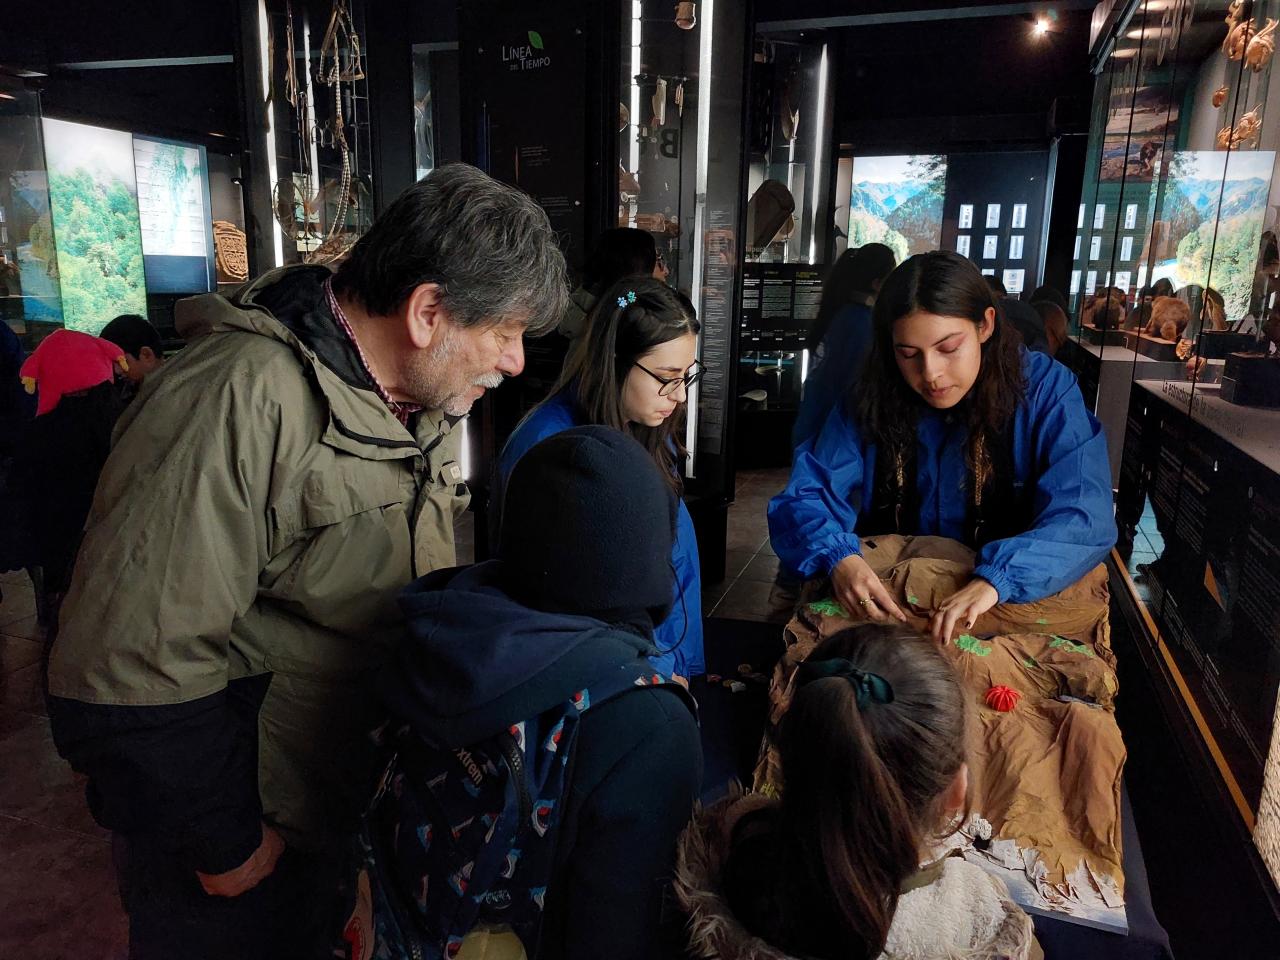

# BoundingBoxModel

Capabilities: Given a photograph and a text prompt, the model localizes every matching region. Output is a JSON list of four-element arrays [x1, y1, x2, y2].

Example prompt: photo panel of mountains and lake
[[1155, 149, 1274, 322], [845, 154, 948, 261]]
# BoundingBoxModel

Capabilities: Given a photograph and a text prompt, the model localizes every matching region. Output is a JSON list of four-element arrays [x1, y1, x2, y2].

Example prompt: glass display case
[[737, 34, 831, 464], [1075, 1, 1280, 890], [258, 0, 374, 269], [618, 0, 749, 501], [0, 78, 60, 347]]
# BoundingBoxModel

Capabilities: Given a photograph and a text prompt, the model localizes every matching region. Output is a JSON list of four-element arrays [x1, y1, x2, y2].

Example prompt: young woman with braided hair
[[493, 276, 705, 682], [770, 251, 1115, 643]]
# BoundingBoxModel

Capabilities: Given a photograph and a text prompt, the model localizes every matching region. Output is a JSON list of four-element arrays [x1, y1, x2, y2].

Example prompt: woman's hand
[[929, 578, 999, 645], [831, 554, 907, 623]]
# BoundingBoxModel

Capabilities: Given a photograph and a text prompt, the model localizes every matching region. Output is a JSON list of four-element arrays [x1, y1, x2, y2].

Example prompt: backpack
[[341, 664, 690, 960]]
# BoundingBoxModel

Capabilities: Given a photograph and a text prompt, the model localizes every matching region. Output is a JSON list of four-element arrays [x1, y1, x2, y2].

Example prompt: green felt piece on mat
[[1023, 656, 1039, 668], [955, 634, 992, 657], [1049, 635, 1094, 657], [1035, 618, 1049, 625], [907, 594, 921, 606], [808, 598, 849, 618]]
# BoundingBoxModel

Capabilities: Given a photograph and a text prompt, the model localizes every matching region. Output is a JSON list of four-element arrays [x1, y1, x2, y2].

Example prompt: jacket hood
[[557, 285, 599, 340], [674, 793, 1038, 960], [174, 265, 452, 459], [381, 561, 660, 747]]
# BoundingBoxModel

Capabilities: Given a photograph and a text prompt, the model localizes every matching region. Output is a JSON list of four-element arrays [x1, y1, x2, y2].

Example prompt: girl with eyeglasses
[[494, 276, 705, 683]]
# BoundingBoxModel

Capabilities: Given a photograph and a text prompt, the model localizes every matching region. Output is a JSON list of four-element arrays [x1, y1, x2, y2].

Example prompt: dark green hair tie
[[795, 658, 895, 710]]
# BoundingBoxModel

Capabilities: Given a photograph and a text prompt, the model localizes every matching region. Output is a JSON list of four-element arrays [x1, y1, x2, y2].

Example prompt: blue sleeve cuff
[[822, 535, 862, 577], [972, 563, 1013, 605]]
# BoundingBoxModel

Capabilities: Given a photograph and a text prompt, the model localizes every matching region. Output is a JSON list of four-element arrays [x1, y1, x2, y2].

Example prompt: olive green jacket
[[48, 267, 468, 863]]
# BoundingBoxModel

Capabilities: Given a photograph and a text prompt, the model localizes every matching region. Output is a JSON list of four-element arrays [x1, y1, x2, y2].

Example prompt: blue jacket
[[768, 350, 1116, 604], [792, 303, 874, 448], [495, 391, 705, 678]]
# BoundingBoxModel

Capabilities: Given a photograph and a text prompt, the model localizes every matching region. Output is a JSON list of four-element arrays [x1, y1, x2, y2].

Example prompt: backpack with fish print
[[340, 664, 691, 960]]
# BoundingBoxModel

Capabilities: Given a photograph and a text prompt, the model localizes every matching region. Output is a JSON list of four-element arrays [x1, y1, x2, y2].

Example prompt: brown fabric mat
[[753, 534, 1125, 897]]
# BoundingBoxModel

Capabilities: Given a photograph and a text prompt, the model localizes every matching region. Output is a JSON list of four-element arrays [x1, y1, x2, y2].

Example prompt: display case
[[254, 0, 374, 270], [1075, 0, 1280, 894], [738, 34, 832, 464], [0, 77, 59, 347], [619, 0, 751, 560]]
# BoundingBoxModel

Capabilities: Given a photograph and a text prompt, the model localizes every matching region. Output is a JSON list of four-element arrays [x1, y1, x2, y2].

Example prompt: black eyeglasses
[[633, 360, 703, 397]]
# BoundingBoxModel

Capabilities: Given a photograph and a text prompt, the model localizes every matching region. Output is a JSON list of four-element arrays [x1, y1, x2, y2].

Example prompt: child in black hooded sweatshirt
[[380, 425, 703, 960]]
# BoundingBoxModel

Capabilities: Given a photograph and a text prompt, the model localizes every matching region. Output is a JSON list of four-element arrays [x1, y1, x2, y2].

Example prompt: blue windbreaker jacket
[[791, 302, 874, 449], [494, 391, 705, 678], [768, 349, 1116, 604]]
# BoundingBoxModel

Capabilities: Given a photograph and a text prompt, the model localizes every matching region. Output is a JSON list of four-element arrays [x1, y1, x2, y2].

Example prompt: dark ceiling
[[756, 0, 1098, 150]]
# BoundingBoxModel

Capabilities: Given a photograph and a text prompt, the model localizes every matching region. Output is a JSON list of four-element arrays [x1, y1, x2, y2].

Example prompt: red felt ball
[[985, 685, 1021, 712]]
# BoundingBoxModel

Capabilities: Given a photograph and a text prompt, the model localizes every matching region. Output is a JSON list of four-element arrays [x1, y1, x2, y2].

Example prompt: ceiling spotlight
[[1033, 18, 1050, 37]]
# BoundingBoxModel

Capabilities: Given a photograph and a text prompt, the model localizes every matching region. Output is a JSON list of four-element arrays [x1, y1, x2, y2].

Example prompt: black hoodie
[[381, 561, 702, 960]]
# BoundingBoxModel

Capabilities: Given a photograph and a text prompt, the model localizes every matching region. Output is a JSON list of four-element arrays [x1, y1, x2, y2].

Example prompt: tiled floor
[[0, 570, 129, 959], [703, 466, 793, 624], [0, 468, 789, 957]]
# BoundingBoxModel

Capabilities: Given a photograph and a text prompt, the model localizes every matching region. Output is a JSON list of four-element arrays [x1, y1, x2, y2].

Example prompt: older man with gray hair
[[47, 164, 568, 959]]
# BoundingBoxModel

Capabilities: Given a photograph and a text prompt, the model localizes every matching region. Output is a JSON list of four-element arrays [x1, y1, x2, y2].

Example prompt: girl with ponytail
[[492, 276, 705, 683], [675, 623, 1039, 960]]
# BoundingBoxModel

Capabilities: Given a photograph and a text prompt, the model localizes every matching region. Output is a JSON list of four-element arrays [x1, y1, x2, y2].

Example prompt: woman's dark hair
[[1148, 277, 1175, 300], [807, 243, 897, 351], [549, 276, 698, 490], [333, 163, 568, 333], [854, 251, 1026, 478], [582, 228, 658, 294], [1029, 284, 1068, 314], [730, 624, 968, 959]]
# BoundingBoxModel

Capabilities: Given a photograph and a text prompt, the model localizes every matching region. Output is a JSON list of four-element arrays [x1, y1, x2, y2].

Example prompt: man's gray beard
[[405, 327, 505, 416]]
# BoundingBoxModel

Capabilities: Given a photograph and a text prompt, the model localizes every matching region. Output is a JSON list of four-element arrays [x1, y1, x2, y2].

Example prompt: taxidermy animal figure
[[1246, 18, 1278, 71], [1145, 296, 1190, 341], [1224, 1, 1247, 54], [1224, 4, 1255, 61], [1213, 85, 1229, 108]]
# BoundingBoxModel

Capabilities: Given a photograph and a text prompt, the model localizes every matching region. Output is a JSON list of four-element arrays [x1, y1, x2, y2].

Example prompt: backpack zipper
[[497, 731, 532, 827]]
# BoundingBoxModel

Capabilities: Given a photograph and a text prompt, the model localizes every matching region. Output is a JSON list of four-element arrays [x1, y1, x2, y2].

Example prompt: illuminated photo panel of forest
[[41, 118, 147, 335]]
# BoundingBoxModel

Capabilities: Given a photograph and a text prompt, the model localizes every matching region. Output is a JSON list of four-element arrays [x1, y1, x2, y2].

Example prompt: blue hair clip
[[617, 290, 637, 309]]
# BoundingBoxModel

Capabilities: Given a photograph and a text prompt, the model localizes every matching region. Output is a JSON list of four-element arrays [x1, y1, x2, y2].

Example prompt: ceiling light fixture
[[1033, 18, 1050, 38]]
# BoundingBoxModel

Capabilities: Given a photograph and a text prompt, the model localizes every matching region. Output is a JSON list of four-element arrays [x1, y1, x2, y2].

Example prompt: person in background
[[770, 251, 1114, 644], [46, 164, 569, 960], [8, 330, 129, 626], [675, 623, 1038, 960], [0, 320, 33, 457], [981, 275, 1050, 353], [559, 227, 662, 343], [1001, 297, 1051, 354], [0, 322, 35, 600], [494, 277, 705, 684], [100, 313, 164, 402], [1032, 299, 1069, 357], [383, 426, 701, 960], [1029, 284, 1068, 315], [791, 243, 897, 448]]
